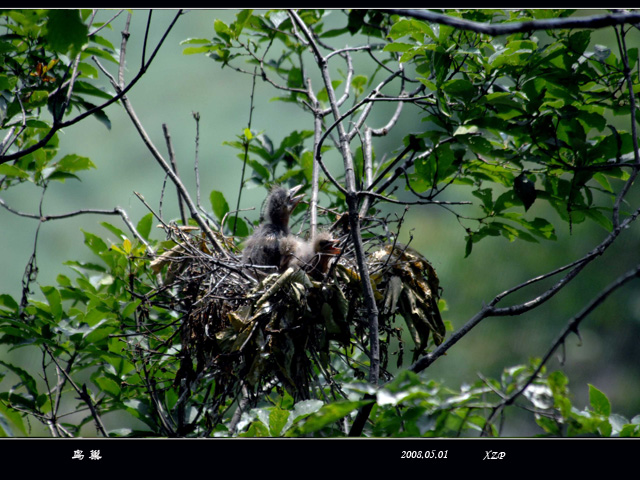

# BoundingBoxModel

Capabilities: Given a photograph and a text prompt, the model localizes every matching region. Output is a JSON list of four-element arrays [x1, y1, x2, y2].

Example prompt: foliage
[[0, 9, 116, 179], [184, 9, 637, 254], [1, 9, 639, 438]]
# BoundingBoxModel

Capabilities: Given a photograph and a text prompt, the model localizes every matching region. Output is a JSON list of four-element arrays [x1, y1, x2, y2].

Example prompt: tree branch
[[97, 12, 227, 257], [385, 9, 640, 36], [289, 9, 381, 386], [481, 261, 640, 434], [42, 344, 108, 437], [162, 123, 188, 226], [410, 201, 640, 375], [0, 198, 153, 254]]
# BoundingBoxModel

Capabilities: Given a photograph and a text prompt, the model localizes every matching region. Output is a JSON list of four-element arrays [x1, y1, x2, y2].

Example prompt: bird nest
[[147, 219, 445, 410]]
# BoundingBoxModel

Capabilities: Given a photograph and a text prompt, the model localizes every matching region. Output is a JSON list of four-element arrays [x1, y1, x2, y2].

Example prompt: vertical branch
[[308, 78, 323, 239], [311, 110, 321, 239], [193, 112, 202, 208], [118, 12, 132, 88], [19, 184, 48, 317], [163, 123, 187, 225], [355, 69, 410, 217], [234, 67, 258, 236], [289, 10, 380, 387], [42, 345, 109, 437], [612, 25, 640, 229], [359, 128, 374, 217]]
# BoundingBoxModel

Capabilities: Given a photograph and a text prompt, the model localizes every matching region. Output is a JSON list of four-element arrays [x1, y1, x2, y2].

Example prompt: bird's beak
[[288, 184, 304, 210], [325, 239, 341, 256]]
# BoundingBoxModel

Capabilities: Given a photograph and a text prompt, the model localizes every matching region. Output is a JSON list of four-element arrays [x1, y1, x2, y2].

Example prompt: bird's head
[[309, 231, 341, 277], [314, 231, 341, 257], [264, 184, 304, 230]]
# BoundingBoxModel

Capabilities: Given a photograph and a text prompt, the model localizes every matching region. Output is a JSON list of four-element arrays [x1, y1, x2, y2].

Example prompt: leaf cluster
[[0, 9, 116, 138], [384, 10, 637, 252], [181, 9, 640, 257], [237, 358, 640, 437]]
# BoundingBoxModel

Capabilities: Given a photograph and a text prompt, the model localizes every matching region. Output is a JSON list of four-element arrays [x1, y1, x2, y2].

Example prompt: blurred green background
[[1, 9, 639, 436]]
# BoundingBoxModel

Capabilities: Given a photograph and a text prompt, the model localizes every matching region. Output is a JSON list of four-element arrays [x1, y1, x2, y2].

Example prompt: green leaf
[[0, 361, 39, 401], [182, 45, 214, 55], [46, 10, 88, 55], [0, 164, 29, 179], [124, 399, 156, 429], [227, 216, 249, 237], [77, 100, 112, 130], [121, 300, 142, 319], [240, 421, 270, 437], [383, 42, 414, 53], [84, 321, 115, 345], [0, 401, 28, 436], [351, 75, 368, 96], [295, 400, 371, 435], [136, 213, 153, 240], [584, 208, 613, 232], [443, 78, 475, 102], [40, 286, 63, 321], [589, 384, 611, 417], [214, 19, 232, 43], [210, 190, 230, 222], [180, 37, 212, 45], [248, 159, 270, 181], [83, 46, 119, 64], [269, 407, 290, 437], [82, 230, 109, 256], [233, 9, 253, 37], [472, 188, 493, 211], [93, 376, 121, 397], [0, 294, 19, 313], [453, 125, 478, 136], [269, 10, 289, 29], [289, 400, 323, 425], [55, 154, 96, 174], [101, 222, 126, 240], [73, 80, 113, 100], [299, 150, 314, 182]]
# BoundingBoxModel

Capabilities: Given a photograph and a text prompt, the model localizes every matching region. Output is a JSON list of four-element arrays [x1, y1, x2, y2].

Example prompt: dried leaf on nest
[[149, 225, 221, 284], [369, 243, 446, 360]]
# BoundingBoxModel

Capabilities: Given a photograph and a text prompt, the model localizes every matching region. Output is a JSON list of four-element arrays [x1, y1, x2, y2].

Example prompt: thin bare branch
[[98, 19, 226, 256], [234, 67, 258, 236], [163, 123, 188, 225], [42, 344, 109, 437], [410, 201, 640, 375], [0, 197, 152, 254], [612, 26, 640, 229]]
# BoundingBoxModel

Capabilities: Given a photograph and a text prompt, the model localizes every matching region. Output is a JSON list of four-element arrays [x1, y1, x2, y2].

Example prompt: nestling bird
[[242, 185, 304, 273], [279, 231, 341, 279], [307, 232, 341, 279], [278, 235, 311, 272]]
